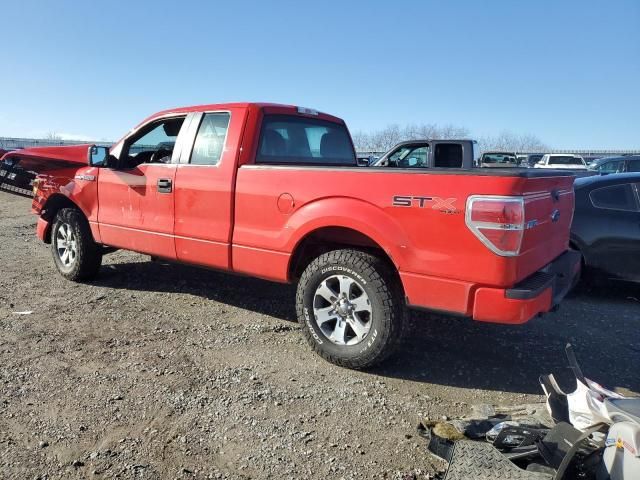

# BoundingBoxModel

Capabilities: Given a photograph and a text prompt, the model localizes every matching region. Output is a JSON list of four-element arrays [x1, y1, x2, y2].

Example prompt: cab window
[[598, 160, 623, 174], [434, 143, 463, 168], [190, 113, 231, 165], [121, 116, 186, 168]]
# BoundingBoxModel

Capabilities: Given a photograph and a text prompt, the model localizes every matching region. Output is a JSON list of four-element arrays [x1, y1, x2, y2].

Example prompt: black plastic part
[[539, 374, 571, 424], [493, 426, 547, 450], [505, 250, 581, 304], [506, 272, 555, 300], [565, 343, 587, 385]]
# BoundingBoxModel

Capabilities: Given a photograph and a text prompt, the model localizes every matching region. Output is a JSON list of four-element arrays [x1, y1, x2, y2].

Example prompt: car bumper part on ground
[[473, 250, 582, 324]]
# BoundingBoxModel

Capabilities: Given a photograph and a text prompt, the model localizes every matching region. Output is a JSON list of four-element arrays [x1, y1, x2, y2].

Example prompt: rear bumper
[[472, 250, 581, 324], [402, 250, 581, 325]]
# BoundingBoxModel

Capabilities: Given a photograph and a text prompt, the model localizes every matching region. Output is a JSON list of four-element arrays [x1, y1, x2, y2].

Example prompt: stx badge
[[392, 195, 458, 213]]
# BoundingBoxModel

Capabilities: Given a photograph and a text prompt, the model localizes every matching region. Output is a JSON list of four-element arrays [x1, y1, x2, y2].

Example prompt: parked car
[[587, 155, 640, 175], [4, 102, 580, 369], [371, 139, 476, 169], [479, 151, 519, 168], [571, 173, 640, 283], [534, 154, 588, 170]]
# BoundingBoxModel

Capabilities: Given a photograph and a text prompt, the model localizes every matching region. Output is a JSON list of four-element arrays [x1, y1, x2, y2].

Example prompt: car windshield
[[549, 156, 583, 165]]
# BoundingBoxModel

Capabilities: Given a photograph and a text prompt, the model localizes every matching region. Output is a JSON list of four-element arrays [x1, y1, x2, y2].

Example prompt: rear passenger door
[[173, 108, 245, 269], [588, 182, 640, 280]]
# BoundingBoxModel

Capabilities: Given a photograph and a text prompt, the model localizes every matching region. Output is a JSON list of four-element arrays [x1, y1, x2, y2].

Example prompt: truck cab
[[371, 139, 476, 169]]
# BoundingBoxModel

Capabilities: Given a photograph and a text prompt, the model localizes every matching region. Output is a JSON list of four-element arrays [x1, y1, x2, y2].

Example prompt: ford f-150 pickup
[[1, 103, 581, 368]]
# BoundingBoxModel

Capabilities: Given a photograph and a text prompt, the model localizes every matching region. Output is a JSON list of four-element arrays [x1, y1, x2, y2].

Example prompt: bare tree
[[352, 123, 471, 152], [478, 131, 548, 153], [45, 131, 62, 141], [353, 123, 548, 154]]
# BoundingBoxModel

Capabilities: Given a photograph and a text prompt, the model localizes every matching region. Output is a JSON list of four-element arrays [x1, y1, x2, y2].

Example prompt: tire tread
[[296, 249, 406, 369]]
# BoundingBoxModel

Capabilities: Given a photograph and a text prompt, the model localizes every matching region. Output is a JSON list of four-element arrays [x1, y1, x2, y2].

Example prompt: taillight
[[465, 195, 525, 256]]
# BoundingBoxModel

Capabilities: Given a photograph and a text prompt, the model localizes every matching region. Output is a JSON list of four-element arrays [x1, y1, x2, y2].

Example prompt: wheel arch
[[288, 226, 399, 280], [40, 194, 87, 243], [284, 198, 412, 281]]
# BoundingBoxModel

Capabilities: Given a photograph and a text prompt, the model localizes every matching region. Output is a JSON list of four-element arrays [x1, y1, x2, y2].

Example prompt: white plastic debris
[[567, 377, 625, 431]]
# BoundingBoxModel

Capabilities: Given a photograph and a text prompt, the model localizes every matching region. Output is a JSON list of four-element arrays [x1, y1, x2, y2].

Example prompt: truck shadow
[[95, 260, 640, 395]]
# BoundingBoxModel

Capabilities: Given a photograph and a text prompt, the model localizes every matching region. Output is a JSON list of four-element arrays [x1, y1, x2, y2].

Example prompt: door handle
[[157, 178, 172, 193]]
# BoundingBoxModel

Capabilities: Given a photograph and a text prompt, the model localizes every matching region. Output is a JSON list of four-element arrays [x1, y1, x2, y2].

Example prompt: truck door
[[172, 108, 245, 269], [97, 114, 191, 259]]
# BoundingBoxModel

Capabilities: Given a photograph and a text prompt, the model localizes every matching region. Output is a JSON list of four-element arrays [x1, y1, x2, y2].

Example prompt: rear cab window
[[549, 156, 584, 166], [256, 115, 355, 166]]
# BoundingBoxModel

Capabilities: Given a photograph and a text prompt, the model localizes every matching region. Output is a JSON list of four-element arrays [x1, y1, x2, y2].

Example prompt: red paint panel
[[400, 272, 474, 315], [232, 244, 290, 282], [97, 165, 177, 258], [173, 107, 247, 269], [36, 217, 49, 242]]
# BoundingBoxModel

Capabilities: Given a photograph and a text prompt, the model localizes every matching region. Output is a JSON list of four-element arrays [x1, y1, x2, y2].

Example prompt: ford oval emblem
[[551, 209, 561, 222]]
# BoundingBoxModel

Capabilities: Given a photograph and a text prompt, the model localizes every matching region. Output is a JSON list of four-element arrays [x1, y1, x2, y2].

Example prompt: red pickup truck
[[3, 103, 580, 368]]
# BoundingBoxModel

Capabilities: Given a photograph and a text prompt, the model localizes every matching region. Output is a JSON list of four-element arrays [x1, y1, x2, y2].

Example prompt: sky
[[0, 0, 638, 149]]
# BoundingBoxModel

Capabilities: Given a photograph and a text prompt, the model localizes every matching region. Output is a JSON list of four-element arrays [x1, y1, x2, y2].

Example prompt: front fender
[[284, 197, 412, 270]]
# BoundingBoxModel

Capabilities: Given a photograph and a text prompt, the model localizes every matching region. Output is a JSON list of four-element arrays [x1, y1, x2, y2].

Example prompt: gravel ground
[[0, 191, 638, 479]]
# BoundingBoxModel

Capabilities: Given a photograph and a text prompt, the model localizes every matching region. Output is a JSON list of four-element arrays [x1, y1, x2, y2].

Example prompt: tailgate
[[517, 175, 575, 281]]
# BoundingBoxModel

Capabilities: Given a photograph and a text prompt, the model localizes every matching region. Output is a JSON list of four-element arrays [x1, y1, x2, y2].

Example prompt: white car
[[534, 154, 587, 170]]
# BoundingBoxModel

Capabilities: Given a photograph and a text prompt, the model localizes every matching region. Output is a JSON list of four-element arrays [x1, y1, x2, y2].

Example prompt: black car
[[587, 155, 640, 175], [571, 173, 640, 283]]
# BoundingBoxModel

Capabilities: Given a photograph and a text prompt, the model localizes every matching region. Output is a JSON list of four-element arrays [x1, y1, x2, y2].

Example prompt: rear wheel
[[51, 208, 102, 281], [296, 249, 406, 369]]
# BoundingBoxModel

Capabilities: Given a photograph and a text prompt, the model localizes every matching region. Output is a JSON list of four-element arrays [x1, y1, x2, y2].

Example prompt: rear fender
[[284, 197, 412, 273]]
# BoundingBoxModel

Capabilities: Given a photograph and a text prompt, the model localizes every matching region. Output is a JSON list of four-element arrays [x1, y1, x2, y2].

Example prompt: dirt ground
[[0, 191, 638, 479]]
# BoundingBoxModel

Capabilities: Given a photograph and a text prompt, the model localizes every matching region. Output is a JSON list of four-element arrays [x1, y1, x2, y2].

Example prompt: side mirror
[[88, 145, 110, 167]]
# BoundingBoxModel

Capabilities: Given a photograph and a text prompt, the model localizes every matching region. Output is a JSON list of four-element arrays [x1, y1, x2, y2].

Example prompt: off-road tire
[[296, 249, 406, 369], [51, 208, 102, 281]]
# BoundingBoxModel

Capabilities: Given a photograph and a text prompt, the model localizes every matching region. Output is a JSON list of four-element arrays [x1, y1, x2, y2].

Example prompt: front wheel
[[51, 208, 102, 281], [296, 249, 406, 369]]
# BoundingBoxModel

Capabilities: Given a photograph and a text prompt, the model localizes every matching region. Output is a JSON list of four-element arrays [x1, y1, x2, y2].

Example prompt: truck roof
[[390, 139, 476, 146], [139, 102, 345, 127]]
